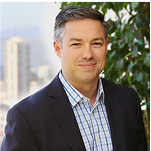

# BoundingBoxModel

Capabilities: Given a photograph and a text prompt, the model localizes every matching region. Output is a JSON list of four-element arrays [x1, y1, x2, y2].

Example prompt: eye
[[92, 42, 102, 46], [70, 43, 82, 48], [71, 43, 81, 46], [92, 42, 103, 48]]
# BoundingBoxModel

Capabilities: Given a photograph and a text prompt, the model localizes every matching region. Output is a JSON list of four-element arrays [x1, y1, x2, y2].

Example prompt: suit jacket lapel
[[102, 78, 126, 151], [48, 75, 126, 150], [48, 75, 86, 151]]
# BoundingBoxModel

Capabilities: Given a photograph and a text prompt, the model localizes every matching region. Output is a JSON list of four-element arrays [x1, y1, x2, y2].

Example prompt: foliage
[[60, 2, 150, 147]]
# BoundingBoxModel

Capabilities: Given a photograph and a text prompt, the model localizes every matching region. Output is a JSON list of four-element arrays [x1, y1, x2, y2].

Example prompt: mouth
[[78, 63, 97, 70]]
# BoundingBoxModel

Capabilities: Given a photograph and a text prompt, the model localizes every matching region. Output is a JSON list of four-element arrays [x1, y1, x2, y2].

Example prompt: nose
[[81, 45, 93, 60]]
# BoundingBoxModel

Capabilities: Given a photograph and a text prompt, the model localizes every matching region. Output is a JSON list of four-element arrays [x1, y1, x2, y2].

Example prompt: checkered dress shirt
[[59, 71, 113, 151]]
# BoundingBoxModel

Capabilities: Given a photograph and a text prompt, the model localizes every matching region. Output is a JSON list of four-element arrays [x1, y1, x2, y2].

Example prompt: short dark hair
[[54, 6, 109, 44]]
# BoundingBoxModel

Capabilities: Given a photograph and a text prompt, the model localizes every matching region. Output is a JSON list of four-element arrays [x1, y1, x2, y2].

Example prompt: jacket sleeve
[[1, 107, 40, 151]]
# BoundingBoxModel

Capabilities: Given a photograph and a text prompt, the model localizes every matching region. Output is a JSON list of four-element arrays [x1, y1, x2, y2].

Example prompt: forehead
[[64, 19, 102, 30], [63, 19, 106, 40]]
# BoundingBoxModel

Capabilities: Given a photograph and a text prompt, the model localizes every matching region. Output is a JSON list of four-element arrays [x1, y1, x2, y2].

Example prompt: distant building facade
[[4, 37, 30, 100], [38, 65, 51, 83], [0, 80, 7, 101]]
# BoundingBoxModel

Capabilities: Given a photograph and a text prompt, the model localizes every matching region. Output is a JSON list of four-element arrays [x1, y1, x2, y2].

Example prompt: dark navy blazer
[[1, 74, 147, 151]]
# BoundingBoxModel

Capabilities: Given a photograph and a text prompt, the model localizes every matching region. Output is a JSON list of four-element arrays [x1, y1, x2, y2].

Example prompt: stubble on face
[[59, 19, 108, 85]]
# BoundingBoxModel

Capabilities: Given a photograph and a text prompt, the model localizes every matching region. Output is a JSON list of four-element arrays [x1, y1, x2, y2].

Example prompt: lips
[[78, 62, 97, 70], [79, 63, 96, 66]]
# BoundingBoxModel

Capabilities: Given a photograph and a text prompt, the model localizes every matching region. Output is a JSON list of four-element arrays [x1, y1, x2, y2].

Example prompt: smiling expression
[[54, 19, 109, 87]]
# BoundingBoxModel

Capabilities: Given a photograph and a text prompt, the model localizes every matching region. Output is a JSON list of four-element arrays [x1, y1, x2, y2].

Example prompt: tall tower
[[4, 37, 30, 100]]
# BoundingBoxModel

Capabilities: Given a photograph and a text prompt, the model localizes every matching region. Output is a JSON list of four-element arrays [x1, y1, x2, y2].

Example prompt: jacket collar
[[48, 74, 126, 151], [48, 74, 86, 151], [102, 78, 126, 151]]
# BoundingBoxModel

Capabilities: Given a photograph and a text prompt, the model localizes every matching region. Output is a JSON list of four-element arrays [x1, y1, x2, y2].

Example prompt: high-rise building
[[4, 37, 30, 100], [38, 65, 51, 83]]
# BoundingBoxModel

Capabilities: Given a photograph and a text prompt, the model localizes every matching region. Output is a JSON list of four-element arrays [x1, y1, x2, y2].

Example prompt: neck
[[70, 79, 99, 107]]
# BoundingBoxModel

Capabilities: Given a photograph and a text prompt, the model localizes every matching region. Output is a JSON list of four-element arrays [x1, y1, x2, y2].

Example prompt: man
[[1, 6, 147, 151]]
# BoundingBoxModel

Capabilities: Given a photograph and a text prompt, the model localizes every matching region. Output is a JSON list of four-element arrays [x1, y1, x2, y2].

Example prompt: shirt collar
[[59, 71, 104, 108]]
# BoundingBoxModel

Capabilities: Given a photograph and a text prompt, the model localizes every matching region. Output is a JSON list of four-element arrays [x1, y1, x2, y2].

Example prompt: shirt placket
[[87, 99, 100, 151]]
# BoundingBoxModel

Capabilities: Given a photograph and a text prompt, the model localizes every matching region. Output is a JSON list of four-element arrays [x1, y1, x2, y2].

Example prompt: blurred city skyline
[[1, 2, 62, 76], [0, 2, 62, 145]]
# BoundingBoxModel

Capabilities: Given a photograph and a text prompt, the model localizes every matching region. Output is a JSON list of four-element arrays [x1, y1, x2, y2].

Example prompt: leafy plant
[[60, 2, 150, 147]]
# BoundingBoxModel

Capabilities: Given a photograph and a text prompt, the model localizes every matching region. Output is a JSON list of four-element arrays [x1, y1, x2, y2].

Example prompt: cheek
[[96, 50, 107, 60], [66, 49, 80, 61], [61, 50, 77, 66]]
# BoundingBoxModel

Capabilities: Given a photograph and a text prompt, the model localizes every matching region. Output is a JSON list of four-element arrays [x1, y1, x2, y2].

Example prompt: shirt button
[[83, 97, 87, 103], [96, 136, 99, 141]]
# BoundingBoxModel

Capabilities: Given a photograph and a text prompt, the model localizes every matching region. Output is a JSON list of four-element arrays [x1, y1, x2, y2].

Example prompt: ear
[[105, 38, 109, 53], [53, 40, 61, 58], [106, 38, 109, 47]]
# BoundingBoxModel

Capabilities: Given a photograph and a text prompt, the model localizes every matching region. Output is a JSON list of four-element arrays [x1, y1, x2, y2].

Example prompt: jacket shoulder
[[11, 74, 62, 112], [101, 78, 135, 92]]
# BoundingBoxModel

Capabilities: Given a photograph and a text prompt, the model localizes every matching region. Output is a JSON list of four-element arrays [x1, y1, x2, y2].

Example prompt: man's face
[[54, 19, 108, 85]]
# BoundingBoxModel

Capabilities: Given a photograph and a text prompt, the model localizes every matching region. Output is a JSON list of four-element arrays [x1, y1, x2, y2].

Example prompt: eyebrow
[[69, 38, 82, 42], [92, 37, 104, 42], [69, 37, 104, 42]]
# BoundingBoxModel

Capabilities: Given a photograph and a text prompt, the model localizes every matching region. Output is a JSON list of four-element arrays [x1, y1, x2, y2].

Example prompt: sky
[[1, 2, 61, 75], [1, 2, 60, 31]]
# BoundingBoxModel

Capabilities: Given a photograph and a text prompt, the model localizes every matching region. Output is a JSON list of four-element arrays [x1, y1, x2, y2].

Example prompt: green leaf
[[109, 51, 115, 59], [143, 53, 150, 67], [132, 46, 138, 57], [136, 72, 143, 82], [126, 30, 134, 43], [119, 42, 126, 49], [135, 15, 148, 28], [128, 61, 135, 72], [131, 2, 139, 10], [124, 52, 132, 59], [116, 59, 124, 69], [134, 30, 142, 40]]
